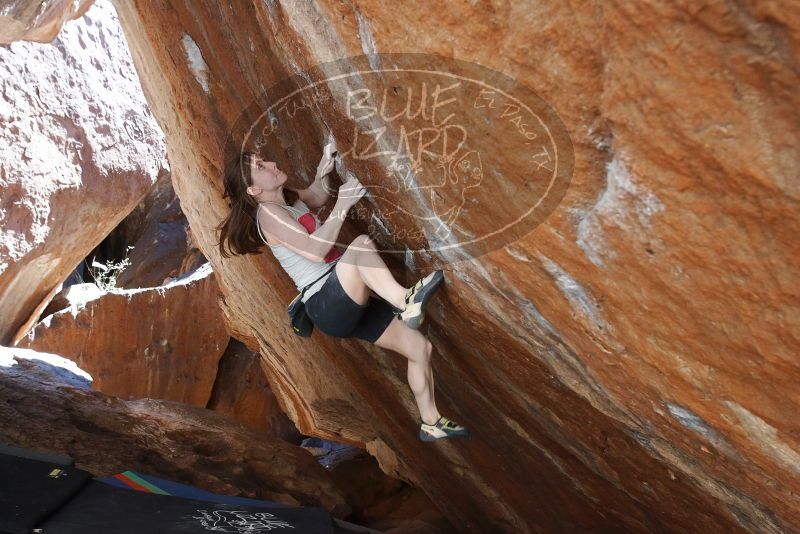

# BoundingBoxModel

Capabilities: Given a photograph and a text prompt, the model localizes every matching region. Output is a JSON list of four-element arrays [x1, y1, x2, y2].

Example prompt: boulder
[[357, 484, 459, 534], [0, 0, 94, 44], [299, 437, 456, 532], [37, 282, 105, 319], [95, 0, 800, 531], [18, 263, 228, 407], [112, 170, 206, 290], [0, 0, 167, 345], [207, 338, 300, 439], [0, 345, 348, 512]]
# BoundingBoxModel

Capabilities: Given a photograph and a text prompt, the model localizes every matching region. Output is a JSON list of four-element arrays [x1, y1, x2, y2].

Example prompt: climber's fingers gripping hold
[[337, 175, 366, 211], [314, 138, 338, 180], [315, 149, 337, 180]]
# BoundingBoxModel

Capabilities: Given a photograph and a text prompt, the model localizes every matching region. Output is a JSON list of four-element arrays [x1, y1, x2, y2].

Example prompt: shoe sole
[[418, 418, 470, 442], [419, 429, 471, 442], [400, 271, 444, 329]]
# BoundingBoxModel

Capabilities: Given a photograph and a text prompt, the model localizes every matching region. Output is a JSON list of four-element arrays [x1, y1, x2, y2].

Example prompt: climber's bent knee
[[333, 259, 369, 303]]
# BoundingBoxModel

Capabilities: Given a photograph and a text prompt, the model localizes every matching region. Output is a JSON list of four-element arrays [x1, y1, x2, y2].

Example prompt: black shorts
[[304, 266, 396, 343]]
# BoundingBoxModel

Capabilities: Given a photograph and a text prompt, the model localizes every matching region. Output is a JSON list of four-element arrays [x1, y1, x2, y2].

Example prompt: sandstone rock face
[[20, 264, 299, 441], [113, 170, 206, 290], [207, 338, 299, 438], [0, 0, 167, 345], [18, 263, 228, 406], [0, 0, 94, 44], [37, 282, 105, 319], [300, 437, 457, 532], [110, 1, 799, 532], [0, 345, 348, 512]]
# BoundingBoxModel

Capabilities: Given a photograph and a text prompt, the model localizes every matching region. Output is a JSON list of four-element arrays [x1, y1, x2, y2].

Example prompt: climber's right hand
[[335, 174, 366, 212]]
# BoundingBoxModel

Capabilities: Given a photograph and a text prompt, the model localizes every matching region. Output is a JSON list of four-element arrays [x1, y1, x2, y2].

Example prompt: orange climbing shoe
[[394, 270, 444, 329], [418, 415, 470, 442]]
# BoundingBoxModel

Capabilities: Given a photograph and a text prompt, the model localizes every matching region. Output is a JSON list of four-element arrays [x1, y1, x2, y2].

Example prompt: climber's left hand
[[316, 157, 335, 180], [314, 141, 337, 180]]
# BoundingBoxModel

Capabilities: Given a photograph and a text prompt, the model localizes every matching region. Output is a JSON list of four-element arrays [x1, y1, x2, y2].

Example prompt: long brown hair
[[216, 151, 299, 258], [216, 151, 258, 258]]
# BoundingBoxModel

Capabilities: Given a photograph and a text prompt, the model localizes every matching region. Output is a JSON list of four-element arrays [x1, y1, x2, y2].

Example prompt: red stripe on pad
[[114, 472, 151, 493]]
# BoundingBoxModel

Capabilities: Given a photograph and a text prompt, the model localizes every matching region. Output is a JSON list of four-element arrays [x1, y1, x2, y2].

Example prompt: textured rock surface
[[354, 484, 459, 534], [20, 264, 299, 440], [18, 263, 228, 406], [36, 281, 103, 321], [109, 1, 800, 532], [112, 170, 206, 289], [0, 0, 167, 345], [327, 452, 457, 534], [299, 437, 457, 532], [0, 345, 348, 512], [0, 0, 94, 43], [207, 338, 299, 437]]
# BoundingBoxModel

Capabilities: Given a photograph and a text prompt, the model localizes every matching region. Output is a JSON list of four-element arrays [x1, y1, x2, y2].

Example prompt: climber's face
[[248, 156, 287, 193]]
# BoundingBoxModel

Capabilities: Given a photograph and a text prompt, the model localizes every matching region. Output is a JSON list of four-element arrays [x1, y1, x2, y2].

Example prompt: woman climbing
[[217, 145, 469, 442]]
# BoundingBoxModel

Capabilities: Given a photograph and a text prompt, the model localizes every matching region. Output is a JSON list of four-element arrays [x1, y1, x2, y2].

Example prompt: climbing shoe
[[393, 270, 444, 329], [418, 416, 470, 442]]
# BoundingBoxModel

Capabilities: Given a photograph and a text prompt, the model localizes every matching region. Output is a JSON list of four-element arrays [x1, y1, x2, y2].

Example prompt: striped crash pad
[[39, 473, 337, 534], [97, 470, 292, 508]]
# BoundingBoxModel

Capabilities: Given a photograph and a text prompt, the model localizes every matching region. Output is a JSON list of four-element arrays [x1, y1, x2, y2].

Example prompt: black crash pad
[[0, 451, 90, 534], [38, 480, 336, 533]]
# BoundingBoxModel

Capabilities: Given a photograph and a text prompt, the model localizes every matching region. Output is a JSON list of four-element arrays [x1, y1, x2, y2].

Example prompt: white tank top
[[255, 199, 338, 303]]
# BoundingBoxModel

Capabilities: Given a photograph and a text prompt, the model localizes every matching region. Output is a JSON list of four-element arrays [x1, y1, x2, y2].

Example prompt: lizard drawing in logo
[[429, 148, 483, 238], [365, 147, 484, 241]]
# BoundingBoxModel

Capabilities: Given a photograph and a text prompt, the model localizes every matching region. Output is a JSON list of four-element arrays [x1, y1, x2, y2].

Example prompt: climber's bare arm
[[291, 141, 337, 209], [258, 201, 345, 262], [291, 174, 331, 209]]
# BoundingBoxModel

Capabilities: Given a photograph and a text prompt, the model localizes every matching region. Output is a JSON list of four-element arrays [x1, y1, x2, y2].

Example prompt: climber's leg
[[335, 234, 407, 310], [374, 317, 440, 425], [336, 234, 446, 330]]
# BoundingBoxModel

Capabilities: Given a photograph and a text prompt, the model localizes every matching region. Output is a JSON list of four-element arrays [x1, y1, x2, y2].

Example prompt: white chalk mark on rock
[[725, 401, 800, 475], [182, 33, 210, 94], [538, 254, 609, 332], [355, 9, 381, 71], [576, 155, 664, 267]]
